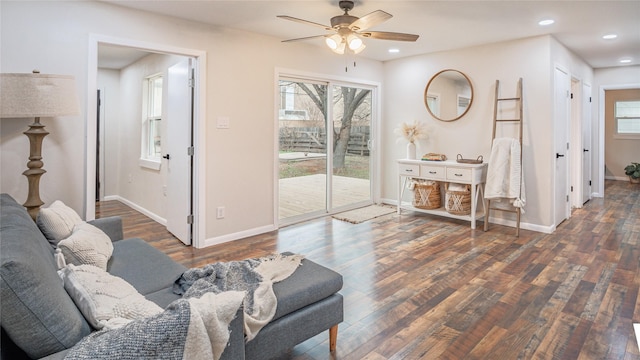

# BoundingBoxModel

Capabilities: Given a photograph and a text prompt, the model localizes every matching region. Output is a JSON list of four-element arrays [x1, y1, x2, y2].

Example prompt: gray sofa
[[1, 193, 343, 359]]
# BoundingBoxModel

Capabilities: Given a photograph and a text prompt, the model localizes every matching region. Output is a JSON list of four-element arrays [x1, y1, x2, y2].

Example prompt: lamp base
[[23, 117, 48, 220]]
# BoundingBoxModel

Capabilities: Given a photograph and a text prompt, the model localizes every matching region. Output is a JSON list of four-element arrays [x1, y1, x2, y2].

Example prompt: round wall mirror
[[424, 69, 473, 122]]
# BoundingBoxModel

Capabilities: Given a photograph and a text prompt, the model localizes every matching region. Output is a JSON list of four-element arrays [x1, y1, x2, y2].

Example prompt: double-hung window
[[140, 74, 163, 169], [615, 100, 640, 139]]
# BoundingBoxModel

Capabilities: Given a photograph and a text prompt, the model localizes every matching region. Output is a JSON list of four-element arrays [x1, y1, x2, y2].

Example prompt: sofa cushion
[[58, 222, 114, 270], [36, 200, 83, 246], [60, 264, 163, 329], [107, 238, 187, 295], [271, 257, 343, 321], [144, 286, 183, 309], [0, 194, 91, 359]]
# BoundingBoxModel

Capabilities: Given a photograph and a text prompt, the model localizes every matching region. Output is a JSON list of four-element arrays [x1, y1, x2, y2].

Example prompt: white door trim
[[596, 82, 640, 198], [86, 34, 207, 248]]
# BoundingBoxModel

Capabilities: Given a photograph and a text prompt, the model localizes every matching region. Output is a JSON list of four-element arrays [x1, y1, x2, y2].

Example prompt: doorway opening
[[88, 35, 206, 247]]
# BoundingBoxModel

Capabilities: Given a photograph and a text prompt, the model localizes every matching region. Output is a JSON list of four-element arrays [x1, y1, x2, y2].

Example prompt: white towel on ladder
[[484, 137, 526, 211]]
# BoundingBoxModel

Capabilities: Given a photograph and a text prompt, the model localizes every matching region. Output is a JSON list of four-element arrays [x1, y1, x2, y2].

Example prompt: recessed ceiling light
[[388, 48, 400, 53], [603, 34, 618, 40], [620, 58, 632, 64], [538, 19, 555, 26]]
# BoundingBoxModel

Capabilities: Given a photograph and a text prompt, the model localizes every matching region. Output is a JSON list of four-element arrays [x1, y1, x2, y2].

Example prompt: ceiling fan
[[277, 0, 419, 55]]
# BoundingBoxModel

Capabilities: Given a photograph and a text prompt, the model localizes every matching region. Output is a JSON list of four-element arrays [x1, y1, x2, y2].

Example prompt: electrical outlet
[[216, 206, 225, 219]]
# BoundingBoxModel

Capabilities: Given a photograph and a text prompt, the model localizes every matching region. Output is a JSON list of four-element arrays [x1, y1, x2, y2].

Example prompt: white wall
[[0, 1, 383, 246], [383, 35, 592, 232]]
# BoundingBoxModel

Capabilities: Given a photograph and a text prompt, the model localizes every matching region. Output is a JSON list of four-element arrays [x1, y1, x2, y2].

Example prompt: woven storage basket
[[413, 181, 441, 209], [445, 183, 471, 215]]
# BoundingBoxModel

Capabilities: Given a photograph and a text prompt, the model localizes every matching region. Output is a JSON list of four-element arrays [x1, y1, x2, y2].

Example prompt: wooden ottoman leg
[[329, 324, 338, 352]]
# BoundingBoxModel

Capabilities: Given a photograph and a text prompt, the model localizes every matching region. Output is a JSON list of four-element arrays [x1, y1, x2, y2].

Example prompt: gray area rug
[[332, 205, 396, 224]]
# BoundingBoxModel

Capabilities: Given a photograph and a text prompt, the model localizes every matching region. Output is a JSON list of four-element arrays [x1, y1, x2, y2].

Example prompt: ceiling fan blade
[[281, 34, 328, 43], [277, 15, 331, 31], [361, 31, 419, 42], [349, 10, 392, 31]]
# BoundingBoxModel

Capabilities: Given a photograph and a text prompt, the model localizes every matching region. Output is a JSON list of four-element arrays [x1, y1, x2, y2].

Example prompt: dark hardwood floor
[[96, 180, 640, 359]]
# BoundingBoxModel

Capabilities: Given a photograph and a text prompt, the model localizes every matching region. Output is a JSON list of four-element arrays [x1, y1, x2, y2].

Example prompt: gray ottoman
[[246, 256, 344, 360]]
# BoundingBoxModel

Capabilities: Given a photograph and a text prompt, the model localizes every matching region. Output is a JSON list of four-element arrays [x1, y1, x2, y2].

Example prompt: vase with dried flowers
[[394, 120, 428, 159]]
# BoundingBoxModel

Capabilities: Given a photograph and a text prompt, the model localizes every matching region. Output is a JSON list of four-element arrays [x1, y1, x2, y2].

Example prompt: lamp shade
[[0, 73, 79, 118]]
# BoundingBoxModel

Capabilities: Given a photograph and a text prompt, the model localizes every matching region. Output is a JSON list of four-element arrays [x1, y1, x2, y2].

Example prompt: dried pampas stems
[[394, 120, 428, 143]]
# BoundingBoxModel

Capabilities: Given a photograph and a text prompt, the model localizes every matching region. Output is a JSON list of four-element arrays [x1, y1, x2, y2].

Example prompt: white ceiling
[[101, 0, 640, 69]]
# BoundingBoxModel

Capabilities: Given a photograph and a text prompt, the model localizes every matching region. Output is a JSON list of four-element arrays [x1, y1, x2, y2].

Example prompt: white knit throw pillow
[[59, 264, 163, 329], [36, 200, 83, 245], [58, 222, 114, 270]]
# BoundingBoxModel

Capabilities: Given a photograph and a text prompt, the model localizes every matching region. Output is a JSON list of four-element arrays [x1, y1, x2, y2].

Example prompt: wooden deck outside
[[279, 174, 371, 219]]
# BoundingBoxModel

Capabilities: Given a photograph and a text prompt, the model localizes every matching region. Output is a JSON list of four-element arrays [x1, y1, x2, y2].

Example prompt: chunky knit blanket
[[173, 253, 305, 341], [65, 253, 303, 360], [65, 291, 244, 360]]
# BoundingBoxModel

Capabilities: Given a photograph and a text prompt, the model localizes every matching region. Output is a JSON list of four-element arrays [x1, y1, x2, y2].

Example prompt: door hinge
[[589, 97, 592, 102], [187, 214, 194, 224], [589, 180, 592, 186], [188, 77, 195, 88], [187, 146, 194, 156], [570, 93, 574, 99], [566, 195, 569, 202], [571, 186, 573, 192]]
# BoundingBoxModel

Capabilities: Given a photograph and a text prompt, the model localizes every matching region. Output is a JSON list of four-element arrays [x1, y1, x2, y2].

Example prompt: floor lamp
[[0, 71, 79, 220]]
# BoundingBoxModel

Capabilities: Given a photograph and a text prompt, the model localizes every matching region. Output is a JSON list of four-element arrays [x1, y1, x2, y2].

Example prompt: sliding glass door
[[331, 84, 372, 209], [278, 79, 328, 220], [278, 77, 373, 224]]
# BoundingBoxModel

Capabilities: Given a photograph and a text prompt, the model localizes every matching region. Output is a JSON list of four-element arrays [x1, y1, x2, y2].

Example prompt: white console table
[[397, 159, 488, 229]]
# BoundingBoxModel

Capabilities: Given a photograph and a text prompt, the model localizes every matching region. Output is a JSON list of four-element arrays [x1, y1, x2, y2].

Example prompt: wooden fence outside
[[279, 126, 370, 156]]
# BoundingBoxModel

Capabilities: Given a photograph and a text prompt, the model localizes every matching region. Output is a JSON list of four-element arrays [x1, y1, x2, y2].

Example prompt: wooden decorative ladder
[[484, 78, 523, 237]]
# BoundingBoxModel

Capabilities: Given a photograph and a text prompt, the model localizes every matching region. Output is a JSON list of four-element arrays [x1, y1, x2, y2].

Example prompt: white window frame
[[140, 74, 163, 170], [426, 93, 440, 117], [613, 99, 640, 140]]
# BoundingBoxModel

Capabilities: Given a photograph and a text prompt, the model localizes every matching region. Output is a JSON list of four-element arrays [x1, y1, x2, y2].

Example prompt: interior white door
[[165, 58, 193, 245], [554, 67, 570, 227], [582, 83, 592, 204]]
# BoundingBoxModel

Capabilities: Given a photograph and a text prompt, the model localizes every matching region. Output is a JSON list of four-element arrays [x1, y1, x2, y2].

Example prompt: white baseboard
[[382, 197, 553, 234], [486, 216, 554, 234], [605, 175, 629, 181], [202, 224, 277, 248], [102, 195, 167, 226]]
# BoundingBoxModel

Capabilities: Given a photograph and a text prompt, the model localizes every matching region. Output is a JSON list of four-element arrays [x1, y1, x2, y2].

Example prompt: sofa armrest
[[88, 216, 124, 242]]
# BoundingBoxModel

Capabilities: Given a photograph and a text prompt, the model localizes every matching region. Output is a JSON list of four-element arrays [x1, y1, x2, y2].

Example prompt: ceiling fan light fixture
[[347, 34, 363, 50], [331, 40, 346, 54], [325, 34, 342, 50], [279, 0, 418, 58], [352, 43, 366, 54]]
